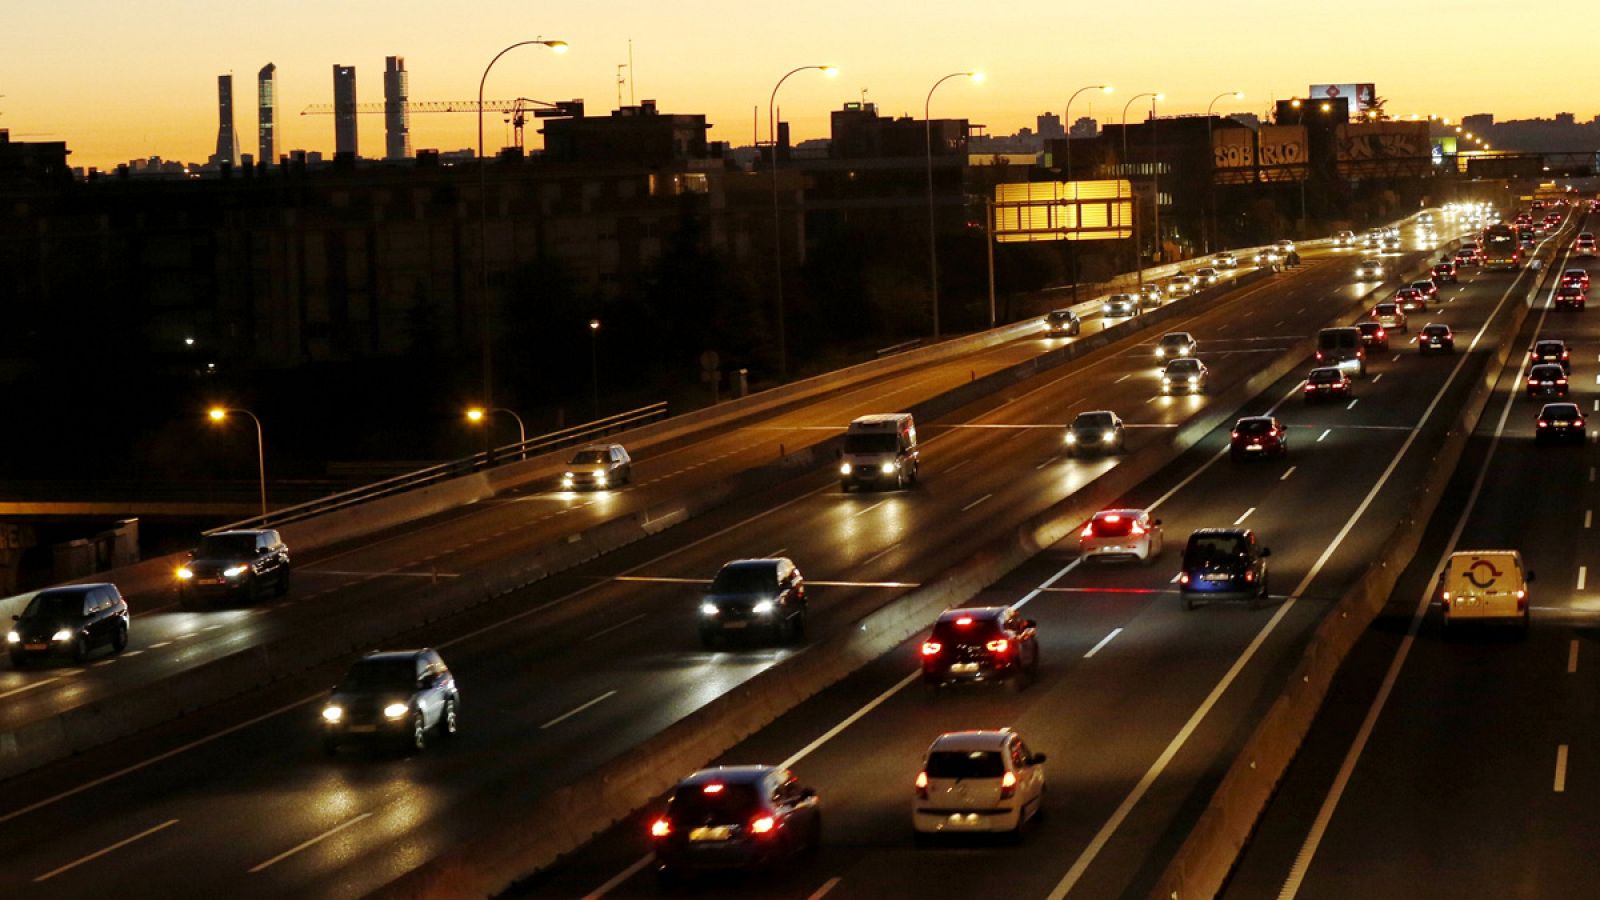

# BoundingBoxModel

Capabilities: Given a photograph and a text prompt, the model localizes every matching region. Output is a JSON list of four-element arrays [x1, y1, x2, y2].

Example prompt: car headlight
[[5, 631, 19, 644], [880, 461, 897, 474], [223, 565, 248, 578], [595, 471, 608, 484], [1162, 376, 1172, 384], [383, 702, 410, 720], [699, 602, 719, 617], [52, 629, 74, 642], [1064, 432, 1077, 444], [176, 566, 194, 580], [1155, 348, 1166, 358], [839, 462, 853, 475], [322, 705, 344, 723], [561, 472, 574, 483], [1188, 376, 1199, 385], [752, 600, 776, 615], [1102, 432, 1117, 444]]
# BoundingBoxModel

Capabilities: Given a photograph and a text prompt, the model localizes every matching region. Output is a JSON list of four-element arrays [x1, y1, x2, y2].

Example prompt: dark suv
[[8, 583, 129, 666], [649, 765, 821, 888], [176, 529, 290, 606], [1044, 308, 1082, 337], [1065, 410, 1124, 456], [1178, 528, 1271, 609], [320, 648, 459, 755], [698, 558, 807, 647], [920, 606, 1039, 691]]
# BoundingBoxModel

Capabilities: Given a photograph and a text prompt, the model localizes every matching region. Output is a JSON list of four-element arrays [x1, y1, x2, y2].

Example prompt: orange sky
[[3, 0, 1594, 170]]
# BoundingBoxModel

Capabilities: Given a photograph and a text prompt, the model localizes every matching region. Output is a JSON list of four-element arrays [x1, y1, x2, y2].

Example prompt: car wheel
[[111, 624, 128, 653], [791, 609, 807, 641], [1182, 592, 1197, 611], [441, 698, 459, 738], [275, 567, 291, 596], [1519, 611, 1531, 638], [70, 636, 88, 664], [408, 711, 427, 754]]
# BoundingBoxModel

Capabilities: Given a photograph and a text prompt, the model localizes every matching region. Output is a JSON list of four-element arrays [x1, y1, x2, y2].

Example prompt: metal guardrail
[[206, 402, 668, 534], [875, 338, 923, 358]]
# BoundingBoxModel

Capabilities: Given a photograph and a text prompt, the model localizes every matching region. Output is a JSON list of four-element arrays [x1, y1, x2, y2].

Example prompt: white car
[[1103, 293, 1140, 318], [1194, 267, 1219, 286], [1274, 239, 1296, 255], [913, 730, 1046, 839], [1166, 274, 1197, 296], [1155, 331, 1197, 360], [1161, 357, 1209, 394], [1333, 230, 1355, 248], [1079, 508, 1163, 563], [1214, 253, 1238, 269], [560, 444, 633, 490], [1354, 258, 1384, 281], [1254, 247, 1282, 266]]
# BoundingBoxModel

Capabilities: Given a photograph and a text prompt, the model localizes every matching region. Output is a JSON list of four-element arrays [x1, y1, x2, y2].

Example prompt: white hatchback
[[1080, 508, 1163, 564], [913, 730, 1046, 839]]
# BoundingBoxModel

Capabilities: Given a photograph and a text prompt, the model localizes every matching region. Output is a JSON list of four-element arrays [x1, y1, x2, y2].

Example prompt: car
[[1354, 258, 1384, 280], [1080, 508, 1164, 563], [320, 648, 459, 755], [920, 606, 1040, 691], [1361, 234, 1382, 251], [1536, 402, 1586, 444], [1139, 282, 1164, 308], [1431, 261, 1459, 284], [1380, 235, 1401, 253], [1304, 366, 1354, 403], [1064, 410, 1124, 456], [1555, 285, 1587, 311], [912, 730, 1046, 840], [1410, 279, 1440, 302], [1161, 357, 1208, 394], [1333, 229, 1355, 248], [1214, 252, 1238, 268], [1371, 301, 1408, 332], [1316, 326, 1367, 375], [1525, 363, 1569, 398], [1166, 274, 1197, 297], [1357, 321, 1390, 350], [699, 558, 807, 647], [1561, 268, 1590, 291], [1576, 233, 1597, 256], [1439, 550, 1533, 634], [1044, 308, 1082, 337], [650, 766, 821, 885], [176, 528, 291, 606], [1530, 338, 1572, 373], [1274, 239, 1295, 255], [1393, 287, 1427, 313], [1178, 528, 1271, 609], [560, 443, 632, 490], [840, 413, 919, 491], [1103, 293, 1140, 317], [1155, 331, 1198, 360], [7, 584, 128, 667], [1230, 415, 1288, 459], [1514, 213, 1533, 227], [1415, 323, 1455, 354], [1454, 247, 1479, 268], [1255, 247, 1282, 267], [1194, 267, 1220, 286]]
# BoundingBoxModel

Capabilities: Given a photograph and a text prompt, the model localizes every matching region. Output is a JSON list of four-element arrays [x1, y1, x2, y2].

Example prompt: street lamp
[[769, 64, 837, 380], [207, 407, 267, 519], [477, 38, 567, 416], [466, 406, 527, 457], [1204, 90, 1244, 253], [925, 70, 982, 338], [1121, 92, 1162, 285], [588, 319, 601, 420], [1062, 84, 1112, 304]]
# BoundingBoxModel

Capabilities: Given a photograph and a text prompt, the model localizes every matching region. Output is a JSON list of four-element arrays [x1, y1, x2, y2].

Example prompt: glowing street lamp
[[926, 70, 983, 337], [466, 406, 527, 458], [207, 407, 267, 519]]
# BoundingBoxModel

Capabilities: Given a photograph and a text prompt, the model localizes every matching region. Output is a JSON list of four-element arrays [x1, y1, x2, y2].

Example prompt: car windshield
[[709, 565, 775, 594], [1167, 360, 1201, 374], [669, 783, 760, 823], [1545, 404, 1580, 418], [1186, 535, 1247, 564], [570, 450, 609, 465], [925, 749, 1006, 779], [197, 534, 255, 558], [931, 617, 1002, 644], [1536, 343, 1563, 355], [1236, 419, 1273, 434], [1109, 294, 1135, 305], [1412, 282, 1432, 289], [338, 659, 417, 693], [1424, 326, 1449, 336], [844, 432, 898, 454], [21, 592, 84, 620], [1047, 310, 1074, 323], [1161, 335, 1188, 346], [1376, 304, 1398, 315], [1072, 413, 1113, 430], [1310, 369, 1342, 384], [1358, 323, 1381, 334], [1532, 367, 1563, 379]]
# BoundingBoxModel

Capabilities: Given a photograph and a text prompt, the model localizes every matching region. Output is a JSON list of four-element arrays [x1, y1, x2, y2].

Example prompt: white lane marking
[[1347, 398, 1360, 410], [300, 569, 459, 578], [582, 856, 655, 900], [1592, 467, 1596, 483], [1280, 466, 1298, 482], [1234, 507, 1256, 526], [1170, 573, 1182, 584], [1084, 628, 1124, 659], [961, 494, 993, 513], [247, 812, 373, 873], [851, 499, 888, 519], [1115, 373, 1134, 384], [1277, 241, 1564, 899], [0, 677, 59, 701], [1392, 354, 1402, 362], [583, 613, 647, 642], [1372, 373, 1383, 383], [610, 575, 914, 589], [1568, 639, 1579, 674], [860, 543, 900, 568], [1586, 510, 1593, 529], [1555, 745, 1569, 793], [541, 690, 618, 730], [1317, 429, 1331, 442], [90, 659, 116, 668], [1580, 567, 1588, 591], [148, 641, 171, 649], [123, 650, 143, 657], [1036, 456, 1058, 470], [944, 458, 971, 473], [1593, 400, 1598, 413], [808, 877, 843, 900], [768, 548, 788, 559], [34, 818, 179, 882]]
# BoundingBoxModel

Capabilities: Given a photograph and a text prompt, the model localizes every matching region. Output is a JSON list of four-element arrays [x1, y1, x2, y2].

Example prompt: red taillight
[[955, 616, 973, 626], [1179, 572, 1190, 584], [986, 638, 1011, 654], [1000, 771, 1018, 799], [1516, 590, 1528, 611], [1376, 328, 1386, 337], [750, 816, 776, 835], [921, 641, 942, 656], [1538, 420, 1549, 428], [1578, 418, 1586, 427], [1558, 379, 1568, 385], [1245, 570, 1256, 583], [1528, 377, 1537, 385], [703, 783, 724, 794], [915, 771, 929, 799], [1304, 384, 1315, 392], [1315, 351, 1325, 361], [651, 817, 672, 838], [1081, 522, 1096, 538]]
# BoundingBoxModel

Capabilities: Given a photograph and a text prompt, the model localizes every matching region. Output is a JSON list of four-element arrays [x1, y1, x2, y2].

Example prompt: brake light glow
[[750, 816, 776, 835], [955, 616, 973, 626], [986, 638, 1011, 654], [650, 817, 672, 837], [921, 641, 942, 656], [1559, 379, 1568, 385], [1376, 328, 1386, 337], [1579, 418, 1587, 427], [915, 771, 929, 799], [1105, 514, 1121, 523], [703, 783, 725, 794], [1538, 420, 1549, 428], [1179, 572, 1190, 584], [1000, 771, 1018, 799]]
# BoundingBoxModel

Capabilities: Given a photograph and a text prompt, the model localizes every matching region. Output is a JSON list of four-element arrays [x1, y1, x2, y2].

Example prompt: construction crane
[[299, 98, 583, 150]]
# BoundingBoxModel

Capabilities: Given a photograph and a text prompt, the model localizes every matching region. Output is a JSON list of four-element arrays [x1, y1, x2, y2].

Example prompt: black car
[[1044, 308, 1082, 337], [1416, 324, 1455, 355], [320, 649, 460, 754], [698, 558, 807, 647], [650, 765, 821, 887], [1526, 364, 1569, 398], [1530, 339, 1572, 373], [8, 583, 129, 666], [1356, 321, 1390, 351], [1065, 410, 1124, 456], [920, 606, 1039, 691], [1178, 528, 1271, 609], [1304, 366, 1354, 403], [1536, 403, 1586, 445], [176, 529, 291, 606], [1431, 261, 1459, 284]]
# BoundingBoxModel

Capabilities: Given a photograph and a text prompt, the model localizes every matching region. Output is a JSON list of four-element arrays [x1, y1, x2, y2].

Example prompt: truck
[[1480, 224, 1523, 271]]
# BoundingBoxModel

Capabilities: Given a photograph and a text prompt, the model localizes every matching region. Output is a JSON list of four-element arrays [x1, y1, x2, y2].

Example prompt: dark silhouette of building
[[257, 63, 277, 166], [0, 130, 71, 186], [1036, 112, 1064, 142], [829, 102, 967, 159], [542, 100, 708, 164], [333, 65, 358, 158], [383, 57, 410, 160], [212, 74, 239, 168]]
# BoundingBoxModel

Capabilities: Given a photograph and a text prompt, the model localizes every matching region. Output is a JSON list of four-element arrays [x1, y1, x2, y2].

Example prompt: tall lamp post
[[477, 38, 567, 415], [588, 319, 601, 420], [768, 64, 836, 380], [466, 406, 527, 458], [1062, 84, 1112, 304], [1120, 92, 1162, 291], [925, 70, 981, 338], [207, 407, 267, 519], [1204, 90, 1244, 254]]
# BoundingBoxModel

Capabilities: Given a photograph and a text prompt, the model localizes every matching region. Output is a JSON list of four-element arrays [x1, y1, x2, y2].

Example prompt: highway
[[1226, 213, 1596, 899], [0, 219, 1490, 898], [518, 216, 1567, 899]]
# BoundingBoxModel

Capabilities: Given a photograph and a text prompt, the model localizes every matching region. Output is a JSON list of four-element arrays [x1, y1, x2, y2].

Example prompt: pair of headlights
[[6, 629, 75, 643], [700, 600, 776, 617], [1064, 432, 1116, 445], [176, 565, 249, 580], [839, 462, 897, 476], [322, 702, 409, 723]]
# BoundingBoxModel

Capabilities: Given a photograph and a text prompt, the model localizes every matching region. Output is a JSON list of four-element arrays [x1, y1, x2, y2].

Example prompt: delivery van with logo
[[1439, 550, 1534, 633]]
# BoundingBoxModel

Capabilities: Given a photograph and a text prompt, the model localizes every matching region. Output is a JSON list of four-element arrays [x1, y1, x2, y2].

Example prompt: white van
[[840, 414, 919, 491], [1439, 550, 1534, 633]]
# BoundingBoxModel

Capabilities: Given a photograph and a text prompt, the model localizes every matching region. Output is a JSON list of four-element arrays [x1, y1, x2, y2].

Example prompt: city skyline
[[5, 0, 1599, 169]]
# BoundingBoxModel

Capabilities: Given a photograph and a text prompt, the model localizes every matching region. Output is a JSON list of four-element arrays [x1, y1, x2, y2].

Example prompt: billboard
[[1212, 128, 1254, 170], [1257, 125, 1309, 182], [993, 180, 1133, 243], [1308, 83, 1377, 116], [1336, 122, 1430, 163]]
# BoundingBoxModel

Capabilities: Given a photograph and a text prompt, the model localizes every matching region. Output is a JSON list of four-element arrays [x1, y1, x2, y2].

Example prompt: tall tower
[[214, 74, 239, 167], [257, 63, 277, 165], [383, 56, 411, 160], [333, 64, 358, 157]]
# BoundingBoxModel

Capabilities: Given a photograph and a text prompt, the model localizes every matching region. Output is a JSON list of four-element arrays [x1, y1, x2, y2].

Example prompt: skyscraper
[[333, 64, 358, 158], [213, 74, 239, 167], [384, 56, 411, 160], [258, 63, 277, 165]]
